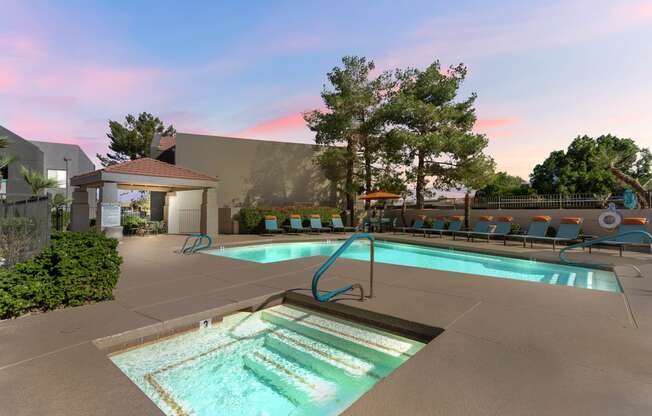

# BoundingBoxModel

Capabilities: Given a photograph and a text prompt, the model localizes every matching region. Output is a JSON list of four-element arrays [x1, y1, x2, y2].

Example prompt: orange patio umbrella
[[358, 191, 401, 200]]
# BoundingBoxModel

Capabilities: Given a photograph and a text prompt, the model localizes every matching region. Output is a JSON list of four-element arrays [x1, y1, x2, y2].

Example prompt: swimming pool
[[204, 240, 620, 292], [110, 304, 424, 416]]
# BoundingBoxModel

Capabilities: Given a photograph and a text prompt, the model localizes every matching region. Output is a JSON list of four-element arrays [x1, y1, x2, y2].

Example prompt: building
[[0, 125, 96, 208], [149, 132, 334, 233]]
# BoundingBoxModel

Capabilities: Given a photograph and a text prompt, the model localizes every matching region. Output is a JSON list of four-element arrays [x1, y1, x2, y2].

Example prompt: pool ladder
[[312, 233, 375, 302], [180, 233, 213, 255]]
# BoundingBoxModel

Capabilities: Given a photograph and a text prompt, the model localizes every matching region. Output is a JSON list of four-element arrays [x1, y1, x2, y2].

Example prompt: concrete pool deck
[[1, 233, 652, 415]]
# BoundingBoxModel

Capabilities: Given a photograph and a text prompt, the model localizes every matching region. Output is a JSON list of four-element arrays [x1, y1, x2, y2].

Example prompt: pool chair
[[421, 216, 447, 238], [523, 217, 583, 250], [504, 216, 551, 247], [330, 214, 356, 233], [284, 214, 307, 234], [589, 218, 652, 256], [262, 215, 284, 235], [451, 215, 493, 240], [309, 214, 331, 233], [442, 216, 464, 238], [468, 216, 513, 242], [393, 216, 425, 234]]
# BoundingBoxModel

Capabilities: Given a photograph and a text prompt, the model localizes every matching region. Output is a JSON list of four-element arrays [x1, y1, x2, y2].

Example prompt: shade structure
[[359, 191, 401, 200]]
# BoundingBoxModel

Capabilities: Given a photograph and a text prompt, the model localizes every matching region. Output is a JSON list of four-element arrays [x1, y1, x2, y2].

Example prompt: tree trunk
[[415, 151, 425, 209], [346, 141, 356, 225], [364, 150, 372, 210], [609, 167, 649, 208], [464, 191, 471, 229]]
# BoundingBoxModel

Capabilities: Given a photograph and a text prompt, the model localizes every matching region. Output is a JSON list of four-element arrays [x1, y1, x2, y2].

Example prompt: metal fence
[[471, 193, 634, 209], [0, 196, 51, 267]]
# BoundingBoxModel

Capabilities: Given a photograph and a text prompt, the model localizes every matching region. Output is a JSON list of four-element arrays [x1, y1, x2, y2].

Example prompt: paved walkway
[[1, 233, 652, 415]]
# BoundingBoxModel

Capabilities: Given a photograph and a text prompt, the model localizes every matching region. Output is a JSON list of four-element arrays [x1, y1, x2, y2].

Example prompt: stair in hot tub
[[261, 304, 421, 367], [243, 348, 337, 405]]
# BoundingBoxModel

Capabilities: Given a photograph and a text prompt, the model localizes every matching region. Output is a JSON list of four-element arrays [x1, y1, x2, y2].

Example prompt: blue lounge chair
[[468, 216, 513, 242], [442, 216, 463, 237], [262, 215, 283, 235], [394, 217, 425, 234], [524, 217, 583, 250], [590, 218, 651, 256], [505, 216, 551, 246], [330, 215, 356, 233], [309, 215, 331, 233], [284, 214, 307, 233], [422, 216, 447, 237], [451, 216, 493, 240]]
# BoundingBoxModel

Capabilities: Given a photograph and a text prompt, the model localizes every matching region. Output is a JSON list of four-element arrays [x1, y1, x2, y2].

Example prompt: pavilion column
[[97, 182, 123, 240], [200, 187, 219, 237], [70, 187, 90, 232]]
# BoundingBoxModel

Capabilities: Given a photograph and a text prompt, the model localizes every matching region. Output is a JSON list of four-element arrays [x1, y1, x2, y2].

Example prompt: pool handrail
[[559, 230, 652, 275], [312, 233, 375, 302], [180, 233, 213, 254]]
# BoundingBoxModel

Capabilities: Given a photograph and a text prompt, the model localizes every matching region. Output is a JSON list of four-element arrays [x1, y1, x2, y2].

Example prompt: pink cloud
[[474, 117, 519, 130], [236, 113, 307, 137], [0, 68, 17, 90]]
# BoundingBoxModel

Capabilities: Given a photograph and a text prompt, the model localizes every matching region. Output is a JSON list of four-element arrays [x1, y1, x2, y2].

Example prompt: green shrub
[[122, 215, 146, 233], [0, 231, 122, 319], [0, 217, 39, 267], [237, 206, 342, 233]]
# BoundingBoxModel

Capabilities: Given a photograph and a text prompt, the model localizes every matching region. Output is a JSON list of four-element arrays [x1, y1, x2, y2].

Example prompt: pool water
[[204, 240, 620, 293], [110, 304, 424, 416]]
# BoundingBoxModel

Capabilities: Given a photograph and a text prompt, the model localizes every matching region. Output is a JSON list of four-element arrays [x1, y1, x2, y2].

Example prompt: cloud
[[236, 113, 306, 138], [474, 117, 519, 130]]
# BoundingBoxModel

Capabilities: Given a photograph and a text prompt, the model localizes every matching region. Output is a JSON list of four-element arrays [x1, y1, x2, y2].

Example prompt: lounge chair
[[262, 215, 284, 235], [442, 216, 464, 237], [309, 214, 331, 233], [421, 216, 447, 237], [284, 214, 307, 233], [589, 218, 651, 256], [504, 216, 551, 247], [468, 216, 513, 242], [523, 217, 583, 250], [330, 215, 356, 233], [451, 215, 493, 240], [393, 216, 425, 234]]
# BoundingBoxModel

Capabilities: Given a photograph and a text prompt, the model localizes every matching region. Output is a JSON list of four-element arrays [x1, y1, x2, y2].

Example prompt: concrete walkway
[[1, 233, 652, 415]]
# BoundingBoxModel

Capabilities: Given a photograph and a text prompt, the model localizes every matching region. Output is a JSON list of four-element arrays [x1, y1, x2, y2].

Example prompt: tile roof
[[158, 135, 176, 151], [103, 158, 217, 181]]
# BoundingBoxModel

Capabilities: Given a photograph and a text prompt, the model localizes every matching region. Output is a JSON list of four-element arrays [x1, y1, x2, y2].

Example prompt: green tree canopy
[[530, 135, 652, 195], [97, 112, 175, 167], [476, 171, 532, 197]]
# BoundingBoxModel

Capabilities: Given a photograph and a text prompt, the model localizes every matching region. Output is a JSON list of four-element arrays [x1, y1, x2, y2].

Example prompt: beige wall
[[390, 208, 652, 237], [175, 133, 335, 208]]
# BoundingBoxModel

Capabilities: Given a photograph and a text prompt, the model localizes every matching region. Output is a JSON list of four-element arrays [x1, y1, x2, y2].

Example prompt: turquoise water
[[110, 305, 424, 416], [205, 241, 620, 292]]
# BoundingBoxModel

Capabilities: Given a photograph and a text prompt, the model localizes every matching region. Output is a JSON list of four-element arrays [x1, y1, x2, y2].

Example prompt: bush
[[122, 215, 146, 234], [0, 231, 122, 319], [0, 217, 39, 267], [237, 206, 343, 233]]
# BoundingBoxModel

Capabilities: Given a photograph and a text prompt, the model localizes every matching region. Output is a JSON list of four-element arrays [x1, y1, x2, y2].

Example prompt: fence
[[471, 193, 639, 209], [0, 196, 51, 267]]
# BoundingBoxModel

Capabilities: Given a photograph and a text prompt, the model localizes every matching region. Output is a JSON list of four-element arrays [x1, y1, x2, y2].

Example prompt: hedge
[[237, 206, 342, 234], [0, 231, 122, 319]]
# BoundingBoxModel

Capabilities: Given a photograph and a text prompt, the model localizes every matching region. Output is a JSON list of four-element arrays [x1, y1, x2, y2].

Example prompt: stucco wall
[[390, 208, 652, 237], [174, 133, 335, 208], [0, 125, 44, 199]]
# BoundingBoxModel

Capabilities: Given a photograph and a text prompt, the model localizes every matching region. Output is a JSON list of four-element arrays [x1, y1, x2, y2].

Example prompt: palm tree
[[0, 136, 15, 195], [20, 165, 58, 196]]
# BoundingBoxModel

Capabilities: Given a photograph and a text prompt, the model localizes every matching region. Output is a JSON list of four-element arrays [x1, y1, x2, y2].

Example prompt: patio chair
[[261, 215, 284, 235], [309, 214, 331, 233], [421, 216, 447, 238], [589, 218, 651, 256], [451, 215, 493, 240], [441, 216, 464, 237], [284, 214, 307, 234], [393, 216, 426, 234], [330, 214, 356, 233], [468, 216, 513, 242], [504, 216, 551, 247], [523, 217, 583, 250]]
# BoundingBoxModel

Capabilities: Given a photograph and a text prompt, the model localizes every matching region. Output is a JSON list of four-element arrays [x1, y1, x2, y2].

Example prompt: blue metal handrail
[[312, 233, 375, 302], [559, 230, 652, 266], [181, 233, 213, 254]]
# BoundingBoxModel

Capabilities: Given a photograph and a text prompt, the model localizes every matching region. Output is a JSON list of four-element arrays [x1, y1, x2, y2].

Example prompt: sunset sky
[[1, 0, 651, 178]]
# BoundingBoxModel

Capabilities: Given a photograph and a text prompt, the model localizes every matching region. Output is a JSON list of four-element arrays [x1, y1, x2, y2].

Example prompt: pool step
[[243, 348, 337, 405], [261, 305, 420, 367], [266, 329, 384, 382]]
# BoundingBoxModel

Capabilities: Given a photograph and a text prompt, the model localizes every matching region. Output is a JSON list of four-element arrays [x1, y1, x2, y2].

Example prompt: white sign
[[101, 203, 121, 228]]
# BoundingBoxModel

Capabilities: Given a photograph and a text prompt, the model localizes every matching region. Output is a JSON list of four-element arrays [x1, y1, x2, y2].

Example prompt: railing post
[[369, 239, 374, 298]]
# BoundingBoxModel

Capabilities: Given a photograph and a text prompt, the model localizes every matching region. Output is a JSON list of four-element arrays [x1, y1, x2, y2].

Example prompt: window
[[0, 166, 7, 194], [47, 169, 67, 189]]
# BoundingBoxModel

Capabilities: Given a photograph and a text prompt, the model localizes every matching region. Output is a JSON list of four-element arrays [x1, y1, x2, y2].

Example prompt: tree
[[97, 112, 175, 166], [20, 166, 58, 196], [476, 172, 532, 197], [449, 153, 496, 228], [382, 61, 484, 208], [304, 56, 394, 222], [530, 135, 652, 198], [0, 135, 15, 182]]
